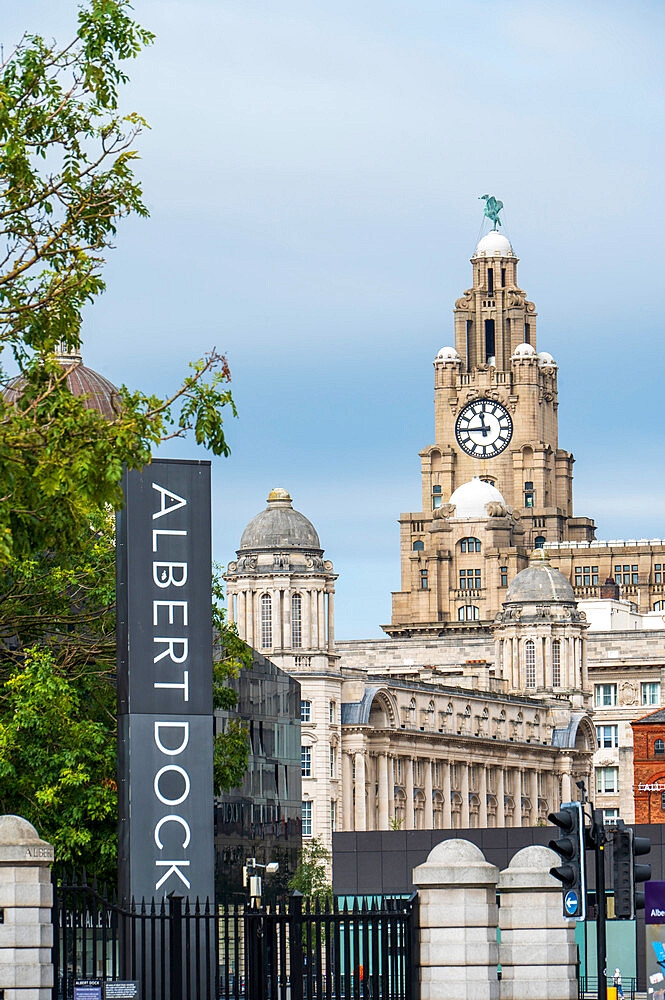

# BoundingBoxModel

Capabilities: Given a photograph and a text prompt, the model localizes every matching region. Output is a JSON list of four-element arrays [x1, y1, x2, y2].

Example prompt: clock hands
[[468, 419, 491, 437]]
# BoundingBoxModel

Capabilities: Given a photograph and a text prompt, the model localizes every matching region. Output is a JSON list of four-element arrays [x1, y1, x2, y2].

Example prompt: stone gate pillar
[[498, 845, 577, 1000], [412, 838, 499, 1000], [0, 815, 54, 1000]]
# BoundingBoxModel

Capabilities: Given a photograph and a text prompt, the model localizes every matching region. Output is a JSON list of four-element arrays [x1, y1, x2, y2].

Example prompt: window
[[574, 565, 599, 587], [420, 569, 429, 590], [300, 700, 311, 723], [458, 605, 479, 621], [500, 566, 508, 587], [654, 602, 665, 612], [260, 593, 272, 648], [459, 568, 482, 590], [487, 267, 494, 294], [501, 267, 506, 287], [662, 791, 665, 812], [412, 540, 425, 551], [642, 682, 661, 706], [460, 537, 481, 553], [595, 683, 617, 707], [655, 564, 662, 584], [524, 323, 531, 345], [329, 700, 336, 724], [534, 517, 546, 528], [615, 564, 639, 586], [301, 746, 311, 777], [330, 746, 336, 777], [484, 318, 495, 362], [655, 739, 665, 758], [302, 800, 312, 837], [412, 521, 424, 532], [603, 808, 620, 825], [525, 640, 536, 688], [534, 536, 546, 549], [552, 640, 561, 687], [596, 767, 619, 794], [330, 800, 336, 835], [291, 593, 302, 648], [596, 725, 619, 748], [432, 484, 442, 510], [394, 757, 403, 783], [294, 655, 312, 669], [524, 481, 534, 508]]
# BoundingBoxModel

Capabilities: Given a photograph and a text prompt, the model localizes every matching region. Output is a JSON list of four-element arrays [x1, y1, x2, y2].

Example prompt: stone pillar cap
[[0, 815, 54, 865], [498, 844, 560, 890], [412, 838, 498, 887]]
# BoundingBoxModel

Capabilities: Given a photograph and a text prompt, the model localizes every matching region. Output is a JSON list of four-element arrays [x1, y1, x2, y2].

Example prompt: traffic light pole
[[592, 808, 607, 1000]]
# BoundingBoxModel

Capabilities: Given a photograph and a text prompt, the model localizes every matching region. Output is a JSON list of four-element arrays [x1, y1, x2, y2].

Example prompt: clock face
[[455, 399, 513, 458]]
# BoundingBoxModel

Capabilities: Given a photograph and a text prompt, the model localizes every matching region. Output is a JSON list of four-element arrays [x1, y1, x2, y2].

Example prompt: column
[[443, 761, 452, 828], [412, 840, 499, 1000], [479, 765, 488, 827], [318, 591, 326, 648], [247, 591, 254, 647], [544, 636, 552, 689], [366, 755, 375, 831], [512, 638, 520, 690], [378, 754, 390, 829], [354, 751, 366, 831], [405, 757, 415, 830], [531, 770, 539, 823], [561, 768, 572, 803], [327, 590, 335, 651], [342, 752, 353, 829], [0, 816, 54, 999], [310, 590, 318, 649], [387, 755, 396, 825], [425, 761, 434, 829], [283, 589, 291, 649], [272, 589, 282, 650], [498, 846, 577, 1000], [496, 768, 505, 827], [517, 768, 525, 827], [535, 636, 545, 689], [238, 591, 246, 642], [460, 764, 470, 828]]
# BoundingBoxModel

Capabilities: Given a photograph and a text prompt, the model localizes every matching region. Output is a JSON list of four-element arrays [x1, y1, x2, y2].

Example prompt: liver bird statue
[[479, 194, 503, 230]]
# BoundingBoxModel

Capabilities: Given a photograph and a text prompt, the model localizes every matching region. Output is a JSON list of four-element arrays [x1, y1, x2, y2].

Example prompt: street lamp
[[243, 857, 279, 906]]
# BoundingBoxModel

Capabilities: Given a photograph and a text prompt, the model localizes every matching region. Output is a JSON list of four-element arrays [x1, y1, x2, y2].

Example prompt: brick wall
[[631, 715, 665, 823]]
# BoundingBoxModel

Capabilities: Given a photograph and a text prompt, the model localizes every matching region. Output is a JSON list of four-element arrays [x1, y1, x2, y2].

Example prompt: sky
[[4, 1, 665, 638]]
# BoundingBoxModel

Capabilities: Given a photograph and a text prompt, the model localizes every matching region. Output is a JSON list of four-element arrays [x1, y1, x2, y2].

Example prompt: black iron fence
[[578, 977, 637, 1000], [52, 872, 419, 1000]]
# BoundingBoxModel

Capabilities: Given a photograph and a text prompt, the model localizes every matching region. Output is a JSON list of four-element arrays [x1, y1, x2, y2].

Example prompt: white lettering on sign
[[152, 483, 187, 520], [638, 782, 665, 792], [150, 482, 195, 894]]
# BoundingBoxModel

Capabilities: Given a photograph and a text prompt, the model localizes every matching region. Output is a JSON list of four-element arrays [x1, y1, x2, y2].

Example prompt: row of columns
[[342, 750, 573, 832], [499, 634, 583, 691], [230, 586, 335, 652]]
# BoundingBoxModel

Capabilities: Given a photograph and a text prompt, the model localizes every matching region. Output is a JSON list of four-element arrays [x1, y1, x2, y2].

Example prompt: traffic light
[[612, 820, 651, 919], [548, 801, 587, 920]]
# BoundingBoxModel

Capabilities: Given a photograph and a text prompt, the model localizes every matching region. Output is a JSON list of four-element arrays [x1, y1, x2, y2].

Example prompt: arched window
[[412, 539, 425, 551], [458, 605, 480, 621], [460, 537, 481, 553], [260, 594, 272, 648], [654, 601, 665, 612], [534, 536, 546, 549], [552, 640, 561, 687], [291, 593, 302, 648], [655, 739, 665, 757], [525, 640, 536, 688]]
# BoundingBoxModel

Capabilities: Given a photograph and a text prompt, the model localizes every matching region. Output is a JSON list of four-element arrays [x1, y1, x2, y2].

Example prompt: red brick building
[[631, 708, 665, 823]]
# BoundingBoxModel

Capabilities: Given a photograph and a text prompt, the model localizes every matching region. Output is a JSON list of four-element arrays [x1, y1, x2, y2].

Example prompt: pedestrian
[[613, 967, 624, 999]]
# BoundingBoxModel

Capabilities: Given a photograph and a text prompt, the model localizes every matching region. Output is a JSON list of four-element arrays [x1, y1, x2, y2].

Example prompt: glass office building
[[214, 650, 302, 902]]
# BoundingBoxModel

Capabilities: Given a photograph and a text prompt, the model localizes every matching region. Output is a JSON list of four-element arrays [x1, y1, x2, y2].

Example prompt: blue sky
[[6, 1, 665, 638]]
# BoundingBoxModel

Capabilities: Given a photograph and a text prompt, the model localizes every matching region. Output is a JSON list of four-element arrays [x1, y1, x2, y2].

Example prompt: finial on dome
[[267, 487, 293, 507], [54, 339, 82, 363], [529, 548, 550, 565]]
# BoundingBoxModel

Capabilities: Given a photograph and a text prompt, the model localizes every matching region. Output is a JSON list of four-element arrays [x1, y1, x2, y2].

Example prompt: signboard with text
[[116, 459, 214, 902]]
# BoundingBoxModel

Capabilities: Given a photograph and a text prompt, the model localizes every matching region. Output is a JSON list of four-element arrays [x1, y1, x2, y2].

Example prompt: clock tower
[[388, 224, 596, 635]]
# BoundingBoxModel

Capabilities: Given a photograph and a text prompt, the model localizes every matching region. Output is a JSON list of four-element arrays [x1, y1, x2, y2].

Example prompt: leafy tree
[[0, 2, 250, 877], [288, 836, 333, 906]]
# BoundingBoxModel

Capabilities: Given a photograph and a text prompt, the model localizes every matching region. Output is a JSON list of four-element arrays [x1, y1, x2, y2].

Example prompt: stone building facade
[[226, 222, 665, 856]]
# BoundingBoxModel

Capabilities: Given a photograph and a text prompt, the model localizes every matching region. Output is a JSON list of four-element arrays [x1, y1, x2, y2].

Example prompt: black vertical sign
[[116, 459, 214, 902]]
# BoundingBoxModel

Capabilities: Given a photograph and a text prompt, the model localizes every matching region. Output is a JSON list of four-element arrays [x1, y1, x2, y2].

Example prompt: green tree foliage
[[288, 836, 333, 905], [0, 2, 250, 877]]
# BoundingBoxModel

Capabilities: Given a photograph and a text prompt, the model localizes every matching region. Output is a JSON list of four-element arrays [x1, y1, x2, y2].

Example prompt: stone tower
[[389, 229, 596, 635]]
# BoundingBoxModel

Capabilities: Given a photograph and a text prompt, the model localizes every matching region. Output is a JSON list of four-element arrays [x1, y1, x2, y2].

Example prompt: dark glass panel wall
[[215, 650, 301, 902]]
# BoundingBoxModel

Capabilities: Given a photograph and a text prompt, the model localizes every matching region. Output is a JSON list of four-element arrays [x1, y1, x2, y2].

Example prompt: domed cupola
[[225, 489, 338, 672], [239, 488, 322, 554], [3, 342, 120, 419], [448, 478, 507, 520], [504, 549, 575, 608], [472, 231, 516, 259]]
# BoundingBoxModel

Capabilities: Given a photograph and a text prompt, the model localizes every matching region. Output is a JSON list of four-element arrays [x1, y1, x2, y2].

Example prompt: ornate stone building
[[226, 222, 665, 855]]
